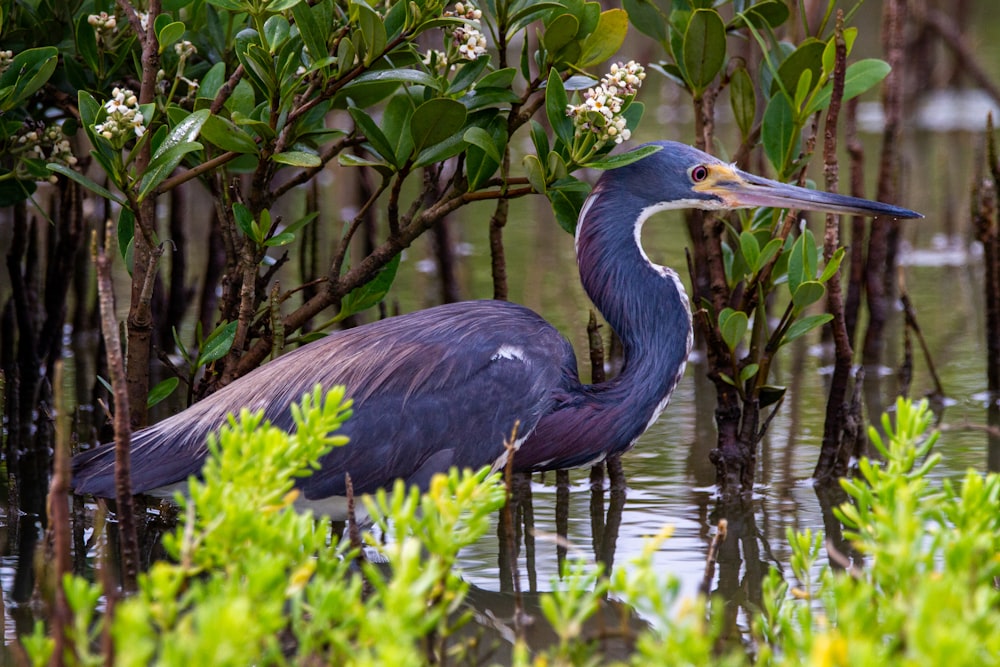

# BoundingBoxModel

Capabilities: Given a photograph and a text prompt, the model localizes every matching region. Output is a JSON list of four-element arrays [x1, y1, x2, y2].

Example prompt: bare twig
[[699, 519, 728, 596], [93, 226, 140, 593]]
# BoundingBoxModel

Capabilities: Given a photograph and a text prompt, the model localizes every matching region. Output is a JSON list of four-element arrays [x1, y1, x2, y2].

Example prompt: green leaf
[[147, 377, 180, 408], [272, 150, 322, 167], [117, 207, 135, 260], [782, 313, 833, 346], [200, 114, 260, 154], [819, 247, 846, 283], [805, 59, 891, 115], [75, 14, 100, 73], [233, 202, 257, 239], [730, 65, 756, 140], [349, 106, 399, 167], [381, 93, 415, 165], [410, 98, 466, 153], [157, 21, 186, 53], [46, 163, 125, 206], [739, 363, 760, 384], [458, 87, 522, 112], [138, 141, 204, 201], [478, 68, 517, 89], [582, 144, 662, 170], [770, 38, 825, 99], [739, 231, 761, 273], [719, 308, 748, 351], [523, 154, 547, 194], [547, 179, 590, 234], [682, 9, 726, 93], [463, 126, 502, 163], [353, 1, 387, 66], [449, 55, 491, 93], [792, 280, 826, 311], [336, 254, 401, 321], [623, 0, 667, 43], [542, 13, 580, 56], [291, 0, 329, 64], [264, 232, 295, 247], [761, 93, 797, 175], [545, 69, 573, 147], [262, 15, 291, 52], [579, 9, 628, 67], [197, 320, 239, 366], [0, 47, 58, 112]]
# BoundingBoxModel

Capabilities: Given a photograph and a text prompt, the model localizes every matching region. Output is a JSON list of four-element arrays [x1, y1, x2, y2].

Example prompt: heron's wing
[[72, 300, 578, 499]]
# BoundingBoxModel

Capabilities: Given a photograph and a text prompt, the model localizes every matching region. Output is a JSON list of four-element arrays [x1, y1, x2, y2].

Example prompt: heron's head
[[626, 141, 921, 219]]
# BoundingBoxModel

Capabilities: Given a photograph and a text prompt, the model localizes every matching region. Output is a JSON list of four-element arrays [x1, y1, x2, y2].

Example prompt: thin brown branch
[[93, 226, 140, 594]]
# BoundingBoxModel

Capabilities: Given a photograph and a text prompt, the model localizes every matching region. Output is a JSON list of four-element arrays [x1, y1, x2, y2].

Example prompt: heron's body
[[72, 141, 918, 501]]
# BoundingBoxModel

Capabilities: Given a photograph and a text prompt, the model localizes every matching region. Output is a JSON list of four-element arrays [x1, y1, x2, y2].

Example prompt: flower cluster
[[0, 50, 13, 77], [12, 125, 78, 182], [94, 87, 146, 147], [174, 40, 197, 60], [87, 11, 118, 38], [566, 61, 646, 148], [446, 2, 487, 60]]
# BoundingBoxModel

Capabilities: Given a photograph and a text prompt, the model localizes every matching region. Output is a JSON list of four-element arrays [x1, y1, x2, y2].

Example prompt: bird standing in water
[[72, 141, 920, 503]]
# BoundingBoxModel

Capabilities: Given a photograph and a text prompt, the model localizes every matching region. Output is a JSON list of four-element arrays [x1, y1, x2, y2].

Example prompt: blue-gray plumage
[[71, 142, 921, 502]]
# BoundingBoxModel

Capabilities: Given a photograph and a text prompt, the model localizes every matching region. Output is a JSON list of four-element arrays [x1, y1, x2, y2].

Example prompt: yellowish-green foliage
[[26, 395, 1000, 666]]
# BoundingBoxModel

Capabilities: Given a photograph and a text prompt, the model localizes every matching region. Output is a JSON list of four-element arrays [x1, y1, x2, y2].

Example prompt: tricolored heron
[[72, 141, 920, 504]]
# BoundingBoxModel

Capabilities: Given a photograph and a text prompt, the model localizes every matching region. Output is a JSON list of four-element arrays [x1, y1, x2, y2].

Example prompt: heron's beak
[[697, 165, 922, 219]]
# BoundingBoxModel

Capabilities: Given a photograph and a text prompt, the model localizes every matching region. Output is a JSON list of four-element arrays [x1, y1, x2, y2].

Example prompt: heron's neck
[[575, 184, 693, 406]]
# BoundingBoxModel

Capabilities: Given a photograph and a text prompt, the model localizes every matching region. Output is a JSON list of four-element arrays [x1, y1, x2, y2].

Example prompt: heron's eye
[[690, 165, 709, 183]]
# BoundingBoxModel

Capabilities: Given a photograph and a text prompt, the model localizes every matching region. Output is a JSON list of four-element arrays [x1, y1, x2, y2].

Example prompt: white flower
[[95, 87, 146, 146], [566, 61, 646, 148]]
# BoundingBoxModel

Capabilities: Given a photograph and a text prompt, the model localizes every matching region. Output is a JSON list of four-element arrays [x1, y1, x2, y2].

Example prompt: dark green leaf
[[458, 87, 522, 111], [545, 69, 573, 146], [449, 55, 491, 93], [292, 0, 329, 63], [117, 207, 135, 259], [542, 13, 579, 56], [46, 163, 125, 205], [197, 320, 239, 366], [782, 313, 833, 346], [410, 98, 467, 153], [792, 280, 826, 310], [349, 107, 399, 167], [582, 144, 661, 170], [478, 68, 517, 89], [547, 179, 590, 234], [263, 15, 290, 52], [770, 38, 825, 98], [523, 154, 547, 194], [761, 93, 797, 175], [0, 46, 58, 112], [233, 202, 256, 238], [336, 254, 401, 321], [75, 14, 100, 73], [623, 0, 667, 43], [200, 114, 259, 154], [463, 126, 502, 163], [381, 93, 416, 165], [147, 377, 179, 408], [739, 230, 761, 272], [139, 141, 204, 201], [682, 9, 726, 92], [730, 66, 755, 140]]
